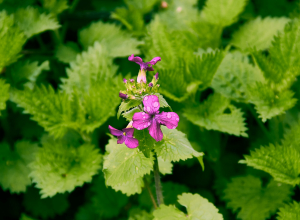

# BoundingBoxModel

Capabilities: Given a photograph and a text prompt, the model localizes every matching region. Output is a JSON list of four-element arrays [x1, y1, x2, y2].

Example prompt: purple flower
[[130, 79, 135, 83], [123, 79, 127, 83], [119, 92, 128, 99], [148, 82, 153, 87], [155, 72, 159, 80], [108, 125, 139, 148], [128, 54, 161, 71], [132, 95, 179, 141]]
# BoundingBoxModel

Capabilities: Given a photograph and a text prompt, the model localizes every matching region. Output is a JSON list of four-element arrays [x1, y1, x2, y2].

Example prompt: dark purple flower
[[132, 95, 179, 141], [130, 79, 135, 83], [108, 125, 139, 148], [149, 82, 153, 87], [128, 54, 161, 71], [119, 92, 128, 99], [155, 72, 159, 80]]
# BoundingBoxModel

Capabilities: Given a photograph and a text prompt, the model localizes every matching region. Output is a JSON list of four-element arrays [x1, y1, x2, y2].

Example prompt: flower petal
[[128, 54, 143, 64], [155, 112, 179, 129], [132, 112, 152, 130], [145, 66, 155, 71], [125, 137, 139, 148], [108, 125, 123, 136], [148, 118, 163, 141], [117, 135, 126, 144], [143, 95, 160, 115], [146, 57, 161, 66], [122, 127, 134, 137]]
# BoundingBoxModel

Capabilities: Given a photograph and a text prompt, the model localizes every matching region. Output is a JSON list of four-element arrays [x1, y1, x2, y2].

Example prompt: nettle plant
[[1, 0, 300, 219]]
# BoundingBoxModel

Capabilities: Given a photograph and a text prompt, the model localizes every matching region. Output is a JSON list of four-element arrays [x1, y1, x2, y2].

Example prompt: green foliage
[[79, 21, 142, 57], [41, 0, 69, 15], [223, 175, 292, 220], [212, 52, 264, 102], [231, 17, 290, 52], [200, 0, 247, 27], [90, 174, 129, 218], [0, 11, 26, 71], [0, 79, 10, 115], [118, 99, 142, 119], [277, 201, 300, 220], [29, 136, 102, 197], [153, 205, 186, 220], [14, 7, 60, 38], [20, 214, 37, 220], [55, 42, 80, 63], [23, 187, 69, 219], [6, 60, 49, 89], [184, 93, 248, 137], [154, 127, 203, 162], [240, 144, 300, 185], [103, 139, 153, 192], [153, 193, 223, 220], [129, 208, 153, 220], [178, 193, 223, 220], [134, 129, 156, 158], [0, 141, 38, 193]]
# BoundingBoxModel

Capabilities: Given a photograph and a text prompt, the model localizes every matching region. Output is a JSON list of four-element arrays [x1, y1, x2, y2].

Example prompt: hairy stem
[[153, 153, 164, 206], [144, 178, 158, 209], [247, 105, 273, 142]]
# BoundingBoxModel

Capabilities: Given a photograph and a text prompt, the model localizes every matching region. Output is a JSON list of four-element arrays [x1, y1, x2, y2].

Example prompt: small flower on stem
[[123, 79, 127, 83], [119, 92, 128, 99], [128, 54, 161, 83], [149, 82, 153, 87], [108, 125, 139, 148], [132, 95, 179, 141], [130, 79, 135, 83], [155, 72, 159, 80]]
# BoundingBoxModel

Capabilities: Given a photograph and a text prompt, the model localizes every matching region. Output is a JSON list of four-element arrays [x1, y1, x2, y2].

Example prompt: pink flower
[[108, 125, 139, 148], [132, 95, 179, 141]]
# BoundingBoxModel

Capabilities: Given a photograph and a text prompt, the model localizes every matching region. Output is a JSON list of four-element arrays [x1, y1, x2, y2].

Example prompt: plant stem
[[144, 178, 158, 209], [247, 105, 273, 142], [153, 153, 164, 206]]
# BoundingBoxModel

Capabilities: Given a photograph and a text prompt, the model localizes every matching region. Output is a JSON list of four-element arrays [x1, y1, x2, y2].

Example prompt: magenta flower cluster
[[109, 55, 179, 148]]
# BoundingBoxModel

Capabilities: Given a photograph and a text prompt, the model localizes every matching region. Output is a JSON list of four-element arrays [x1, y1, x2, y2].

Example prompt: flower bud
[[155, 72, 159, 80], [161, 1, 168, 8], [130, 79, 134, 83], [137, 69, 147, 84], [123, 79, 127, 83], [149, 82, 153, 87], [119, 92, 128, 99]]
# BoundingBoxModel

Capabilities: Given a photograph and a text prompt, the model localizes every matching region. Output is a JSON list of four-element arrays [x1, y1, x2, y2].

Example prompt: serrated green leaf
[[122, 107, 140, 121], [201, 0, 247, 27], [124, 0, 158, 14], [134, 129, 156, 158], [277, 201, 300, 220], [158, 157, 173, 175], [223, 175, 292, 220], [212, 52, 264, 102], [178, 193, 223, 220], [0, 141, 38, 193], [103, 139, 153, 187], [155, 93, 172, 110], [29, 136, 102, 197], [184, 93, 248, 137], [112, 177, 144, 196], [0, 11, 26, 70], [189, 49, 225, 91], [248, 82, 297, 122], [55, 42, 80, 63], [14, 7, 60, 38], [153, 205, 186, 220], [0, 79, 10, 115], [6, 60, 49, 89], [154, 127, 203, 162], [90, 174, 128, 218], [79, 21, 142, 57], [61, 42, 118, 94], [240, 144, 300, 185], [129, 208, 153, 220], [23, 187, 69, 219], [231, 17, 290, 52], [118, 99, 142, 119], [41, 0, 69, 15]]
